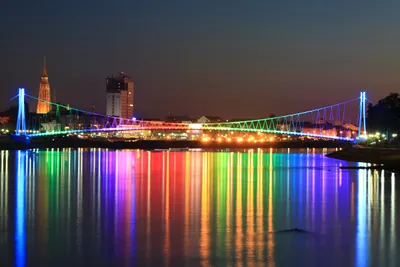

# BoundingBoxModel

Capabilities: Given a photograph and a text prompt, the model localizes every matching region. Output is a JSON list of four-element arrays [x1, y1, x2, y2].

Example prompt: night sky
[[1, 1, 399, 119]]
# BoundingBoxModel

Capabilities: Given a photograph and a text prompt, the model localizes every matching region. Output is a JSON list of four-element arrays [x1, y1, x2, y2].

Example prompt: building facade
[[37, 57, 51, 114], [106, 72, 134, 118]]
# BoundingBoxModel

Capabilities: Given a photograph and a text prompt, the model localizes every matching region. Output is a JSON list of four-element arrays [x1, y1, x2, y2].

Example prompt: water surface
[[0, 148, 399, 267]]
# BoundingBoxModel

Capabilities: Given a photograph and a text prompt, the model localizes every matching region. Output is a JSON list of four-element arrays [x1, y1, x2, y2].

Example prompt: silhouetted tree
[[367, 93, 400, 133], [378, 93, 400, 108]]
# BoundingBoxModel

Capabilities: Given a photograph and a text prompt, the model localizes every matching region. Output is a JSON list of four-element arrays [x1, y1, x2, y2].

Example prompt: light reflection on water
[[0, 148, 398, 267]]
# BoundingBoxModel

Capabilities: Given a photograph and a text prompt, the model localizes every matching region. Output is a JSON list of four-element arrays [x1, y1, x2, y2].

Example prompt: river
[[0, 148, 399, 267]]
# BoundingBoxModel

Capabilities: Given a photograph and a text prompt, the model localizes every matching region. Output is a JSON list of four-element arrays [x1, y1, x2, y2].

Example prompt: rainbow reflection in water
[[0, 148, 397, 267]]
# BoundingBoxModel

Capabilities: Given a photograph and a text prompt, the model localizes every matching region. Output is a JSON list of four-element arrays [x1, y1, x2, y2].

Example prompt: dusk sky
[[1, 1, 400, 119]]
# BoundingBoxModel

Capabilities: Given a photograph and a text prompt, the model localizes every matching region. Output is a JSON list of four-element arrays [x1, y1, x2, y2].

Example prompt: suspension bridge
[[13, 88, 367, 142]]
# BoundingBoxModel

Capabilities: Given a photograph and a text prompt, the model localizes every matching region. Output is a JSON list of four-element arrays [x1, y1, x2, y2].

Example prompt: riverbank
[[0, 136, 352, 150], [326, 146, 400, 172]]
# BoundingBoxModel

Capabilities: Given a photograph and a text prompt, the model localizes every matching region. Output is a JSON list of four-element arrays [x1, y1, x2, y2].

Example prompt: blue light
[[358, 91, 367, 139], [132, 117, 137, 121], [16, 88, 26, 135], [15, 151, 26, 267]]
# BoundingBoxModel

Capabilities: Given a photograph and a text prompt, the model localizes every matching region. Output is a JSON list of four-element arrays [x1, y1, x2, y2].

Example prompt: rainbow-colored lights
[[13, 89, 367, 142], [0, 149, 398, 266]]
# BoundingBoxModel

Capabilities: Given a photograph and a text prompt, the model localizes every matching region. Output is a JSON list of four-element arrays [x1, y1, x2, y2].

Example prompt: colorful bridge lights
[[12, 89, 367, 142]]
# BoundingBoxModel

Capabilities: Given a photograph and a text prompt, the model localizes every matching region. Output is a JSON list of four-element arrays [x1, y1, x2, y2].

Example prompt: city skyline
[[1, 1, 400, 119]]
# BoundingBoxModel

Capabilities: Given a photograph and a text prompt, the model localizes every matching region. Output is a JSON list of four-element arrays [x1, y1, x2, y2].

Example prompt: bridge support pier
[[16, 88, 26, 135], [358, 91, 367, 139], [13, 88, 30, 143]]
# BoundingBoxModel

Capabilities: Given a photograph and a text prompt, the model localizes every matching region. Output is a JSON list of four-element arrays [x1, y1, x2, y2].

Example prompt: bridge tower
[[15, 88, 26, 135], [358, 91, 367, 139]]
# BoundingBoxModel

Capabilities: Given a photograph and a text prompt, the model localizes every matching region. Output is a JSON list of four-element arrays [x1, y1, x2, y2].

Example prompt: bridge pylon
[[15, 88, 27, 136], [358, 91, 367, 139]]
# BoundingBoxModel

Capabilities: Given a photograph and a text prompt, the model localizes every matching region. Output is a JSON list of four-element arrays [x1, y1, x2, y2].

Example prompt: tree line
[[367, 93, 400, 133]]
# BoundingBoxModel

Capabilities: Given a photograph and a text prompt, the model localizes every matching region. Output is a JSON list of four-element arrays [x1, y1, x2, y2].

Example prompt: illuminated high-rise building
[[36, 56, 51, 114], [106, 72, 134, 118]]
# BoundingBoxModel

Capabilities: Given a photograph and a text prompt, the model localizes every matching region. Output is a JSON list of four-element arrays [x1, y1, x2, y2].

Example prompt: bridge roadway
[[22, 123, 355, 142]]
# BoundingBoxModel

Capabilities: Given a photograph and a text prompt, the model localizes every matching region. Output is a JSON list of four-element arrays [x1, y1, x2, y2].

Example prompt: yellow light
[[188, 123, 202, 129], [227, 138, 231, 142], [269, 137, 274, 142], [202, 137, 209, 142], [217, 137, 222, 142], [237, 137, 243, 143]]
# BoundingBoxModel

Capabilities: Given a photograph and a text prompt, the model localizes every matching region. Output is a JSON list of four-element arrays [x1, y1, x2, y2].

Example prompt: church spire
[[42, 56, 48, 77], [37, 56, 51, 114]]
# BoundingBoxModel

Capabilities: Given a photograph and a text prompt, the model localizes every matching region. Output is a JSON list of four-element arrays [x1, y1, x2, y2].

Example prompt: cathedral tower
[[36, 56, 51, 114]]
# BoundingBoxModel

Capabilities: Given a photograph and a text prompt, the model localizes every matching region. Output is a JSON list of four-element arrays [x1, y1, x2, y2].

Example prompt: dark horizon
[[1, 1, 399, 119]]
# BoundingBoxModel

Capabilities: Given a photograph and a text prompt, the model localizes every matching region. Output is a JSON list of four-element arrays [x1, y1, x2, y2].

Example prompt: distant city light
[[188, 123, 202, 129]]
